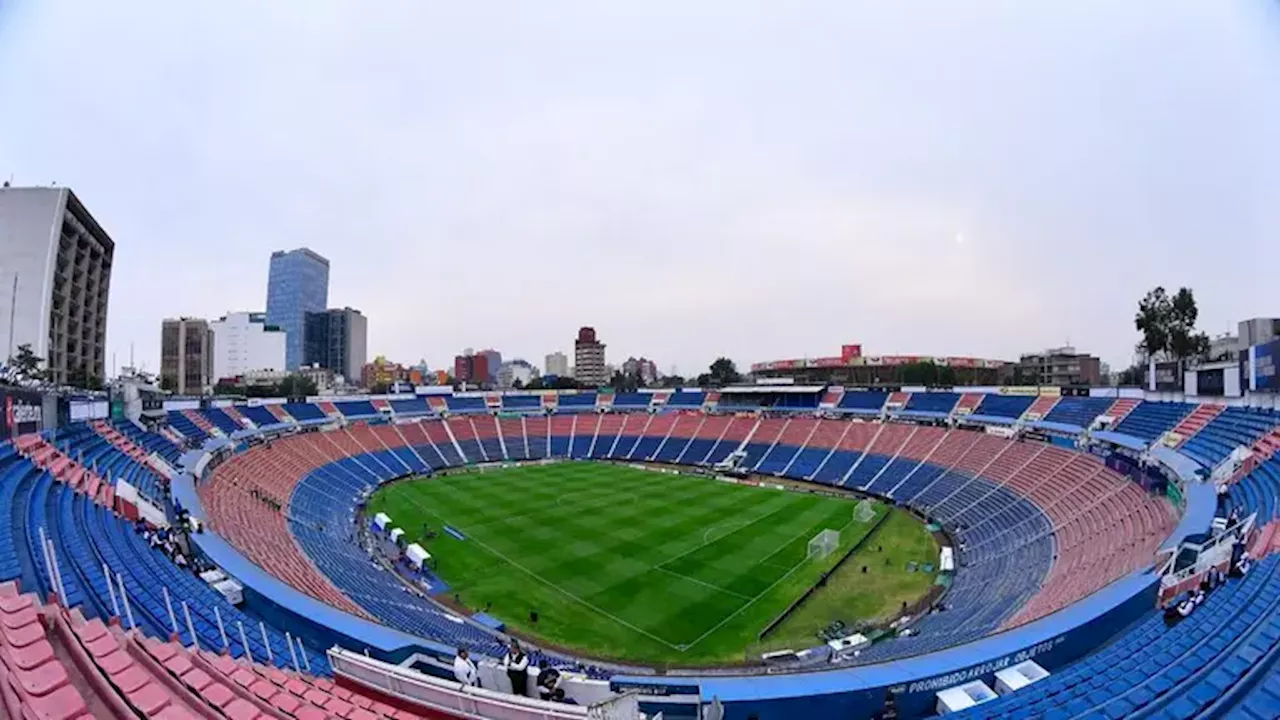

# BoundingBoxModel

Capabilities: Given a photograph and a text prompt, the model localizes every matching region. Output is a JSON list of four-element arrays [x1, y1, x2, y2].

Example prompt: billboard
[[1255, 340, 1279, 392], [1152, 361, 1183, 392], [841, 344, 862, 362], [1, 387, 44, 439]]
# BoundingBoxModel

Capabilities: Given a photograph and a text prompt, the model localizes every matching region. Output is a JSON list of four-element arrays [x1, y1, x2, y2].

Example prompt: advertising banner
[[1, 388, 44, 439], [1254, 340, 1279, 392], [1153, 361, 1183, 392], [841, 344, 863, 361]]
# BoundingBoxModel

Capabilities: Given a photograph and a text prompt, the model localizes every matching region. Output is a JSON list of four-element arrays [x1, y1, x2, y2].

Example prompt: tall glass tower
[[265, 248, 329, 370]]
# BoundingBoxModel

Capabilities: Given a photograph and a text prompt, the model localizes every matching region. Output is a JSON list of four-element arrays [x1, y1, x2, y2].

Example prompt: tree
[[1135, 286, 1210, 364], [369, 381, 391, 395], [705, 358, 741, 387], [898, 361, 957, 387], [660, 375, 687, 388], [524, 377, 545, 390], [8, 343, 45, 382], [278, 374, 318, 398]]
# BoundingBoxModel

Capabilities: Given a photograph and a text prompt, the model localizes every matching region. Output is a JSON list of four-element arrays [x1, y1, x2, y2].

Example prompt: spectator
[[537, 667, 564, 702], [502, 640, 529, 696], [453, 648, 479, 687]]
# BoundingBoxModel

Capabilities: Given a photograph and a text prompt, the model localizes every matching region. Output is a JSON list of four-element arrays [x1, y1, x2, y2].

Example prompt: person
[[453, 648, 479, 687], [537, 666, 563, 702], [502, 640, 529, 696]]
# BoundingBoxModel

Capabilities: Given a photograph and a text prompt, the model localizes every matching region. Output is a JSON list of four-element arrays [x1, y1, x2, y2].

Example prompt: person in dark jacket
[[502, 640, 529, 696]]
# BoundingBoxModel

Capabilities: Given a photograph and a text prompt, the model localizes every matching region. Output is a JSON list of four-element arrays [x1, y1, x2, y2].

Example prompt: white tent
[[405, 543, 431, 570], [389, 528, 405, 545], [373, 512, 392, 532]]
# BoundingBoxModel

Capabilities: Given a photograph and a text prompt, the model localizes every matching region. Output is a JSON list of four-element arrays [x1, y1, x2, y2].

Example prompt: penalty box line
[[400, 487, 687, 652]]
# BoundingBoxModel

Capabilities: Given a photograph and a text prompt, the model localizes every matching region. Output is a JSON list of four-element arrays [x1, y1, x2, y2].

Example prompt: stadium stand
[[238, 404, 281, 428], [1112, 400, 1195, 442], [953, 392, 984, 415], [1041, 395, 1114, 429], [1104, 396, 1142, 422], [902, 391, 961, 416], [1172, 403, 1226, 443], [837, 390, 888, 414], [167, 410, 210, 443], [1181, 407, 1280, 469], [971, 393, 1035, 420], [203, 406, 244, 435], [445, 395, 486, 413], [557, 392, 597, 410], [283, 402, 326, 422], [611, 392, 650, 409], [1021, 394, 1060, 421], [334, 400, 379, 419], [666, 390, 706, 408], [501, 394, 541, 411]]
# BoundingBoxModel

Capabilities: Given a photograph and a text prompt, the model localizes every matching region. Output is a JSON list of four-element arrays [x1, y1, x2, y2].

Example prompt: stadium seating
[[389, 396, 430, 417], [838, 390, 888, 414], [202, 407, 244, 435], [903, 392, 961, 416], [334, 400, 379, 419], [502, 394, 541, 411], [666, 390, 706, 408], [1113, 400, 1194, 442], [166, 410, 210, 443], [238, 403, 282, 427], [971, 394, 1035, 420], [283, 402, 326, 422], [1022, 395, 1059, 420], [445, 395, 486, 413], [1181, 407, 1280, 469], [1041, 395, 1114, 429], [611, 392, 650, 409], [557, 393, 597, 410]]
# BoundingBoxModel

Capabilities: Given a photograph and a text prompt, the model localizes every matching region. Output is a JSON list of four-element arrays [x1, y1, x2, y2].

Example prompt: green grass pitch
[[366, 461, 938, 666]]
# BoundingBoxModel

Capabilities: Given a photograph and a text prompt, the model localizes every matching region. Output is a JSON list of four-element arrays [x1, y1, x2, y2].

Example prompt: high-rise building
[[160, 317, 212, 395], [265, 248, 329, 370], [453, 350, 490, 387], [302, 307, 366, 382], [478, 349, 502, 384], [545, 351, 569, 378], [622, 356, 660, 386], [0, 186, 114, 385], [1238, 318, 1280, 350], [209, 311, 286, 383], [574, 326, 607, 387]]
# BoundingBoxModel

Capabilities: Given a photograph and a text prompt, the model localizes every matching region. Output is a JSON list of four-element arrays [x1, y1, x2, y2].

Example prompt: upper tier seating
[[666, 390, 706, 407], [238, 404, 282, 427], [1181, 407, 1280, 469], [1113, 401, 1194, 442], [903, 392, 961, 415], [611, 392, 650, 408], [389, 396, 431, 416], [201, 407, 244, 435], [283, 402, 326, 422], [334, 400, 379, 418], [502, 394, 541, 410], [838, 390, 888, 413], [971, 394, 1035, 420], [445, 396, 486, 412], [1041, 395, 1114, 428], [166, 410, 210, 443]]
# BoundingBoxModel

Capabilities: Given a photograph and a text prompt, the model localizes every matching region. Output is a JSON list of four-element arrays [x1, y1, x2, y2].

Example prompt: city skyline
[[1, 3, 1278, 379]]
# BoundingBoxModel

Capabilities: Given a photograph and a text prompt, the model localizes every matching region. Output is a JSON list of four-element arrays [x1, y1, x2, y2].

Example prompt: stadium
[[2, 371, 1279, 720]]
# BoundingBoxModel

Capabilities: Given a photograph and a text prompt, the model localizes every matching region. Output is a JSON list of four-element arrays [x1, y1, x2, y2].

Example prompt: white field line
[[653, 567, 752, 601], [399, 487, 685, 651]]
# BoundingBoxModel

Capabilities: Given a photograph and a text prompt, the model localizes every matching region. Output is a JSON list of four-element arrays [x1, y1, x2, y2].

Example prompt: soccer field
[[366, 461, 936, 666]]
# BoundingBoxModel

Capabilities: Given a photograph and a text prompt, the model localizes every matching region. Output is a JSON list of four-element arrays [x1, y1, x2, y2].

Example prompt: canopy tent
[[405, 543, 431, 570], [373, 512, 392, 532]]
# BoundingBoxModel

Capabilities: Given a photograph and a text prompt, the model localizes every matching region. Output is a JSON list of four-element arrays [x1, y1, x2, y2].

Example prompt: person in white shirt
[[502, 640, 530, 696], [453, 648, 479, 687]]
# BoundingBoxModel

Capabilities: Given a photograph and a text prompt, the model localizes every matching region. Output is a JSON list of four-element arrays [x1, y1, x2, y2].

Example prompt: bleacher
[[557, 392, 597, 410], [902, 391, 961, 416], [445, 395, 486, 413], [201, 407, 244, 435], [611, 392, 650, 409], [1112, 401, 1194, 442], [1181, 407, 1280, 469], [502, 394, 541, 411], [389, 396, 431, 416], [837, 390, 888, 414], [238, 404, 282, 427], [282, 402, 326, 422], [666, 390, 706, 408], [166, 410, 210, 443], [1040, 395, 1115, 429], [971, 394, 1035, 420], [333, 400, 379, 419]]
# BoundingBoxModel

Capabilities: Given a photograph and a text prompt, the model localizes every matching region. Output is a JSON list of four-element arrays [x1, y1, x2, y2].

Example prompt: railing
[[1158, 513, 1254, 603], [329, 647, 603, 719]]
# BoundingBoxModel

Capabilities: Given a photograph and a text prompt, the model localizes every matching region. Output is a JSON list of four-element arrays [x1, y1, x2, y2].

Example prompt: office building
[[209, 311, 286, 383], [622, 356, 660, 386], [0, 186, 114, 385], [361, 356, 410, 389], [478, 349, 502, 384], [265, 248, 329, 370], [160, 317, 212, 395], [1014, 346, 1102, 386], [453, 350, 490, 387], [574, 327, 608, 387], [545, 351, 569, 378], [302, 307, 367, 382]]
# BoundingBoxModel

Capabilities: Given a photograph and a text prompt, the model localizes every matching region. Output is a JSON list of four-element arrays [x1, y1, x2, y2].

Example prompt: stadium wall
[[615, 571, 1159, 719]]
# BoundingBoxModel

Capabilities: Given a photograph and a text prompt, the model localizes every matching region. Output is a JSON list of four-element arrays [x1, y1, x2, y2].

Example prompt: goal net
[[854, 500, 877, 523], [807, 529, 840, 560]]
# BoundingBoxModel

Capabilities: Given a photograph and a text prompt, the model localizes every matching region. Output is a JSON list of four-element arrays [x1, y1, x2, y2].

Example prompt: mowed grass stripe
[[368, 463, 891, 664]]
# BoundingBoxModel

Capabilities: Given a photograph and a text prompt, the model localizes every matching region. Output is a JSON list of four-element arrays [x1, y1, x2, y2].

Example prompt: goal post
[[854, 500, 877, 523], [807, 529, 840, 560]]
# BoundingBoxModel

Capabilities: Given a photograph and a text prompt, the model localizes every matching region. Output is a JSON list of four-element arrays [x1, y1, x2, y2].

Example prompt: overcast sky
[[1, 1, 1278, 378]]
